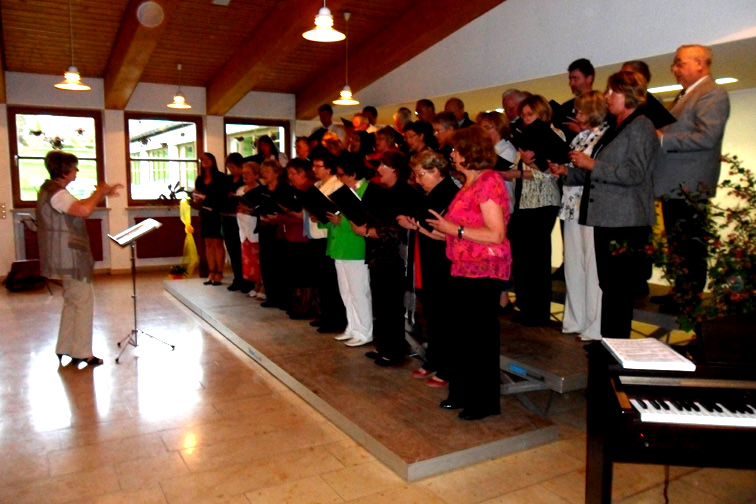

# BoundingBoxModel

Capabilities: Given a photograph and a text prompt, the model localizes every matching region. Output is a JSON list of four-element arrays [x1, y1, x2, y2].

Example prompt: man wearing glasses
[[652, 44, 730, 310]]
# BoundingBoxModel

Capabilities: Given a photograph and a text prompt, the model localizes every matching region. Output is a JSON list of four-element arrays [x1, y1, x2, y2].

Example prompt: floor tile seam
[[615, 468, 710, 503]]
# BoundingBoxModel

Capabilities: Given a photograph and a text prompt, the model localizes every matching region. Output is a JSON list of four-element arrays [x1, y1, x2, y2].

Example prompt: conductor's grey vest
[[36, 180, 94, 282]]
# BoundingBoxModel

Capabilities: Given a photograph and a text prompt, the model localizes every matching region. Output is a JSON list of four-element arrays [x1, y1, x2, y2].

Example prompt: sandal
[[81, 356, 104, 367], [410, 367, 435, 379]]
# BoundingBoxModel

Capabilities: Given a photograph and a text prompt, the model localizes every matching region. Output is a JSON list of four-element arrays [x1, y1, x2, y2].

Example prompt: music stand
[[108, 218, 175, 363]]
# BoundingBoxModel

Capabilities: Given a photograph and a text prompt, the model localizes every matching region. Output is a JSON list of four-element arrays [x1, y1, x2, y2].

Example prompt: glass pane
[[225, 123, 285, 158], [18, 158, 98, 202], [15, 114, 97, 158], [130, 160, 197, 201], [129, 119, 197, 158]]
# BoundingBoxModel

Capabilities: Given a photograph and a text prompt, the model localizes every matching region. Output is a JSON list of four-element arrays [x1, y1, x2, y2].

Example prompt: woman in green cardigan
[[322, 155, 374, 347]]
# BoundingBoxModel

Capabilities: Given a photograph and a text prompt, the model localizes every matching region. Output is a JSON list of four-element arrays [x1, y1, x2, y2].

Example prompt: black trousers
[[446, 276, 502, 414], [594, 225, 651, 338], [258, 228, 290, 308], [662, 199, 709, 294], [312, 239, 346, 328], [510, 206, 558, 323], [370, 264, 406, 361], [222, 217, 243, 283], [417, 273, 453, 379]]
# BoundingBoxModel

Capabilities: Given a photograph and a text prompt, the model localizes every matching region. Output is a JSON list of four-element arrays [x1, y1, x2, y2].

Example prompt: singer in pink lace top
[[445, 170, 511, 280]]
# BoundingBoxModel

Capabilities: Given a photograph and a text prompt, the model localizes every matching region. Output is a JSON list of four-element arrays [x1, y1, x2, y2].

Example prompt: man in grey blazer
[[653, 44, 730, 307]]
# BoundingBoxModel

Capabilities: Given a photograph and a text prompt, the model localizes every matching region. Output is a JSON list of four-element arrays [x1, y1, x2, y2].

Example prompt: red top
[[445, 170, 511, 280]]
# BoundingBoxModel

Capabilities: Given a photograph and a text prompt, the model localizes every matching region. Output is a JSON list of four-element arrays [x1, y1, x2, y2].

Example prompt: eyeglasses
[[671, 58, 695, 69], [415, 170, 428, 178]]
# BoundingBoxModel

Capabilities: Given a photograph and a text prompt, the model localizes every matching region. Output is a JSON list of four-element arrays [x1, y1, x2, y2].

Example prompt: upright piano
[[585, 342, 756, 504]]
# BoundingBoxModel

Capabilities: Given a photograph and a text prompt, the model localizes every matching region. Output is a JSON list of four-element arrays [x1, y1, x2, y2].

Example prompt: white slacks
[[334, 260, 373, 341], [57, 276, 95, 358], [562, 220, 602, 340]]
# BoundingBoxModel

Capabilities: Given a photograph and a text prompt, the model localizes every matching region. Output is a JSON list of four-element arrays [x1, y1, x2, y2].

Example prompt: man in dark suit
[[555, 58, 595, 144], [444, 97, 475, 129], [652, 44, 730, 307]]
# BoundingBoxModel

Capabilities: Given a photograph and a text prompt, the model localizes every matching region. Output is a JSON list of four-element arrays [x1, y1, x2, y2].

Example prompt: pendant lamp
[[55, 0, 91, 91], [333, 12, 359, 106], [302, 1, 345, 42], [167, 64, 192, 109]]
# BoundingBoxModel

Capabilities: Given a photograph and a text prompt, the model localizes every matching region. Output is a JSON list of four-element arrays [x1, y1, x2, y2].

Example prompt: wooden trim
[[124, 111, 204, 206], [8, 106, 104, 209], [104, 0, 181, 109], [295, 0, 508, 119]]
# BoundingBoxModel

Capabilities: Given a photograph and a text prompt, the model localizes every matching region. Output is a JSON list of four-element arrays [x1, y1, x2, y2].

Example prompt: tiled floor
[[1, 272, 754, 504]]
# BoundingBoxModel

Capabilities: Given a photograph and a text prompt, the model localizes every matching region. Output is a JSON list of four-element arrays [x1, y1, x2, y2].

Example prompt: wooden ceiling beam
[[206, 0, 348, 116], [104, 0, 181, 110], [295, 0, 508, 119], [0, 7, 6, 104]]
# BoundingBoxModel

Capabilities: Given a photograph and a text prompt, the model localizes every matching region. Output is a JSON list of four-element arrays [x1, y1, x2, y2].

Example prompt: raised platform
[[165, 278, 559, 481]]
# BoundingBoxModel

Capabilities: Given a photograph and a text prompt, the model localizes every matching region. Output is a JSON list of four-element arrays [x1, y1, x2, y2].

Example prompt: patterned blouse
[[444, 170, 511, 280], [558, 123, 610, 221]]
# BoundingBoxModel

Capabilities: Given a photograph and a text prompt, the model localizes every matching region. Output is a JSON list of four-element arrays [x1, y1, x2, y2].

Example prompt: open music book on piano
[[601, 338, 696, 372]]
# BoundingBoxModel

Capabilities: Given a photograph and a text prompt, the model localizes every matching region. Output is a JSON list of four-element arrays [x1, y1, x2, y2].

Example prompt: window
[[224, 118, 290, 162], [8, 107, 104, 208], [126, 113, 203, 204]]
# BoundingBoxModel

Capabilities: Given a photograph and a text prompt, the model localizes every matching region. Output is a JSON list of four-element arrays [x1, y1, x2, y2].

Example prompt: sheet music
[[602, 338, 696, 372], [108, 218, 163, 247]]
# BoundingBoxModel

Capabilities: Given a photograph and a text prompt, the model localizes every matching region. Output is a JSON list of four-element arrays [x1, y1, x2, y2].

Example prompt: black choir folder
[[517, 119, 570, 172], [329, 185, 373, 226], [298, 185, 340, 223], [601, 338, 696, 372]]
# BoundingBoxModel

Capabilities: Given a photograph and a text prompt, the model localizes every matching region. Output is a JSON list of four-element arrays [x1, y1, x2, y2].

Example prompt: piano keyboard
[[629, 397, 756, 428]]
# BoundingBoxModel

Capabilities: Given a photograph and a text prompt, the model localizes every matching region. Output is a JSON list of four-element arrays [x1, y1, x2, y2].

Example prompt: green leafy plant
[[650, 155, 756, 331], [169, 264, 188, 277], [158, 181, 188, 201]]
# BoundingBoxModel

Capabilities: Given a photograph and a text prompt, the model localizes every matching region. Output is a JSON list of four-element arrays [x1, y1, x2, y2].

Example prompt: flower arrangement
[[651, 155, 756, 331]]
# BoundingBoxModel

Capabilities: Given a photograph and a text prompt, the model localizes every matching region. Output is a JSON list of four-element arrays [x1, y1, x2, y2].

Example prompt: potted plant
[[168, 264, 188, 280], [650, 155, 756, 355]]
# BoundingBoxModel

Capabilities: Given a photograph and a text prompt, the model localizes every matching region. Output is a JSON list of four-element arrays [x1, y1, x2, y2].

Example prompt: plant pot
[[169, 274, 185, 280]]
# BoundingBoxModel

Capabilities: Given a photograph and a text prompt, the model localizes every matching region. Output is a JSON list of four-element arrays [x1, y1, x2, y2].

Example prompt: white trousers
[[57, 276, 95, 358], [562, 220, 602, 339], [334, 260, 373, 340]]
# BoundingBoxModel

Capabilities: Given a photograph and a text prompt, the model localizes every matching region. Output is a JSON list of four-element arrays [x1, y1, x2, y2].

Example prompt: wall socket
[[1, 203, 6, 220]]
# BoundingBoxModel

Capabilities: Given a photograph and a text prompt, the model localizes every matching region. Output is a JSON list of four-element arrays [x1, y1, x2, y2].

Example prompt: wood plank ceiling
[[0, 0, 507, 118]]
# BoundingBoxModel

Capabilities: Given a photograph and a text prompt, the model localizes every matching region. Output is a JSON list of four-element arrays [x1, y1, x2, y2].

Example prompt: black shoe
[[374, 356, 403, 367], [227, 281, 241, 292], [309, 319, 322, 327], [364, 351, 382, 359], [260, 300, 280, 308], [458, 408, 500, 421], [211, 281, 222, 286], [440, 399, 463, 410], [289, 311, 317, 320], [649, 294, 674, 304], [203, 280, 213, 285]]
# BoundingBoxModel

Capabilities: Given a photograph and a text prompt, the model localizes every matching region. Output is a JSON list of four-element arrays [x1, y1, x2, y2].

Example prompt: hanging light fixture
[[167, 64, 192, 109], [302, 0, 345, 42], [333, 12, 359, 106], [55, 0, 91, 91]]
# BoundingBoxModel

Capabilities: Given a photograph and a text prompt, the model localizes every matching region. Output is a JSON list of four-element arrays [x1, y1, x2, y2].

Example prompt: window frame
[[125, 112, 204, 206], [8, 106, 105, 209], [223, 117, 291, 161]]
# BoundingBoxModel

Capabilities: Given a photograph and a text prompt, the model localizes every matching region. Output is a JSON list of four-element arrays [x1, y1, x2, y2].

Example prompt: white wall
[[352, 0, 756, 109]]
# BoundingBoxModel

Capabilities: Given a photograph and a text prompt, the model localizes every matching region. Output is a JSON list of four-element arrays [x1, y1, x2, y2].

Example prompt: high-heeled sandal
[[81, 356, 104, 367]]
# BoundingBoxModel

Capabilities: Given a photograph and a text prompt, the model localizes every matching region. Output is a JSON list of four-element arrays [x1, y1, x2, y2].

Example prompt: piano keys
[[584, 341, 756, 504]]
